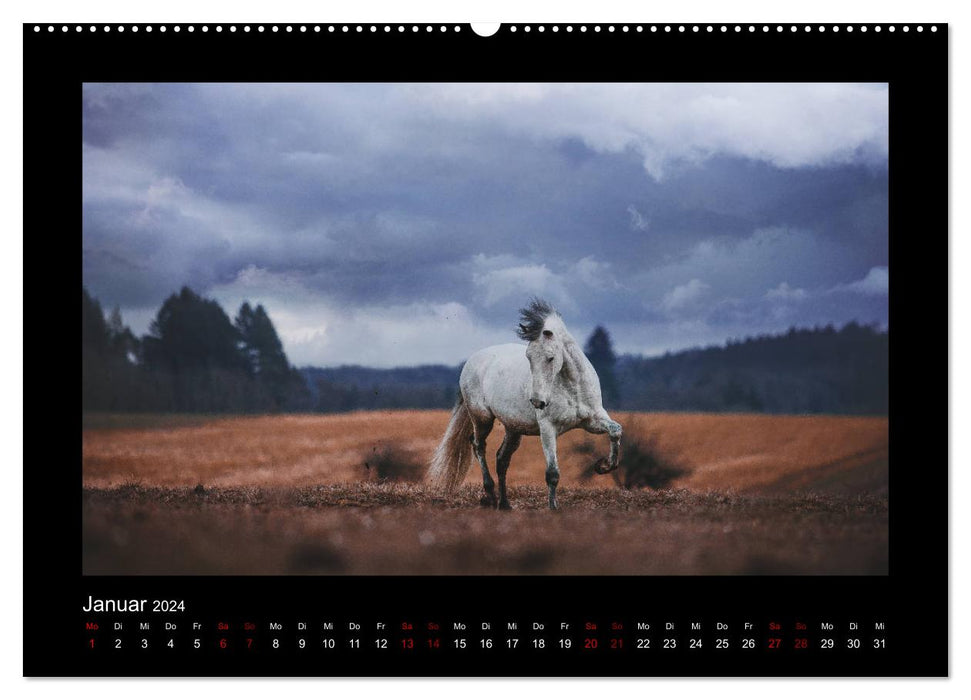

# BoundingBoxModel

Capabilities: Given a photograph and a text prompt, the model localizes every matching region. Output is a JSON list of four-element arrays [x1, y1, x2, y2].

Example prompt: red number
[[584, 638, 598, 649], [401, 638, 414, 649], [768, 638, 782, 649], [794, 638, 808, 649], [246, 638, 253, 649], [219, 638, 228, 649], [610, 638, 623, 649], [88, 638, 95, 649]]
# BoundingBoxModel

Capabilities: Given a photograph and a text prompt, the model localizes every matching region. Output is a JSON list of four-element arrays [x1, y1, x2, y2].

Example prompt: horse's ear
[[519, 323, 529, 335], [543, 329, 554, 338]]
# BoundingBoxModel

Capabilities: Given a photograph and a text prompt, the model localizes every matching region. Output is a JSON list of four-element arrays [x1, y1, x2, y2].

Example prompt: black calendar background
[[61, 574, 929, 676], [23, 22, 946, 677]]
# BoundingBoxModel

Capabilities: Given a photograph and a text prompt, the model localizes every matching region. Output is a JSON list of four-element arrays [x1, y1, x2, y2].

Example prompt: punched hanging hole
[[471, 23, 501, 37]]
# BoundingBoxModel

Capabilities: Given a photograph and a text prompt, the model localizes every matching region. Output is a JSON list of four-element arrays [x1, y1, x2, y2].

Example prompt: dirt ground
[[81, 411, 889, 575]]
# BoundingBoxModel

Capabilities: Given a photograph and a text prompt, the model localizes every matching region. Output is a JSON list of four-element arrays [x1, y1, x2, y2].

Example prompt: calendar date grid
[[82, 616, 888, 657]]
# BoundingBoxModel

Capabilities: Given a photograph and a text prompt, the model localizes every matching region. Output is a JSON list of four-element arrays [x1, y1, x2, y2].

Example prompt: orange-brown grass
[[83, 411, 887, 495], [82, 411, 888, 576]]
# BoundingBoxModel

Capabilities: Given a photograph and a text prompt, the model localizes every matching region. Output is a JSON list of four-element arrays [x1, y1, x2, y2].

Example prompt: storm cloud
[[82, 83, 888, 366]]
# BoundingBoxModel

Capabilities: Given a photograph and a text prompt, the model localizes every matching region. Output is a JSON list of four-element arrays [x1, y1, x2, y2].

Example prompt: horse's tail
[[427, 393, 474, 492]]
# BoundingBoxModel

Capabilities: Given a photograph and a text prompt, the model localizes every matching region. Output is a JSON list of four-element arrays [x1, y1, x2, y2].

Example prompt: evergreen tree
[[234, 302, 259, 375], [235, 302, 302, 408], [107, 305, 139, 363], [82, 287, 110, 357], [584, 325, 620, 404], [235, 303, 290, 380], [82, 288, 140, 410], [143, 287, 245, 373], [139, 288, 249, 411]]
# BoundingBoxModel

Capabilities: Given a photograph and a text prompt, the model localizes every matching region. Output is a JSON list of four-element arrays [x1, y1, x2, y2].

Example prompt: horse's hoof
[[480, 495, 497, 508], [592, 458, 617, 475], [497, 501, 512, 511]]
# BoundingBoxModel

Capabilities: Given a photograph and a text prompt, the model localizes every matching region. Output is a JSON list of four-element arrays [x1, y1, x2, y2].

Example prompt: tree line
[[82, 286, 888, 415], [82, 287, 310, 412], [609, 323, 888, 414], [299, 323, 888, 416]]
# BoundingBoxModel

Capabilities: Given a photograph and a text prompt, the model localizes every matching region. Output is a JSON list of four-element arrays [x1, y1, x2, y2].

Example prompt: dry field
[[82, 411, 888, 575]]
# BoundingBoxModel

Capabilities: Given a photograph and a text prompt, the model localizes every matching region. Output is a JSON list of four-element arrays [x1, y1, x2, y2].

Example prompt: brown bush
[[576, 425, 688, 490], [364, 442, 424, 482]]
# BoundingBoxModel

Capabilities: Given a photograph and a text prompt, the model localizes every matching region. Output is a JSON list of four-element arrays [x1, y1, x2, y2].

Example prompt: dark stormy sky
[[82, 83, 888, 367]]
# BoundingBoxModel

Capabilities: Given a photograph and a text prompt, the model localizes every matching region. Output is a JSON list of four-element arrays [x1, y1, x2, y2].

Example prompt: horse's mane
[[516, 297, 557, 341]]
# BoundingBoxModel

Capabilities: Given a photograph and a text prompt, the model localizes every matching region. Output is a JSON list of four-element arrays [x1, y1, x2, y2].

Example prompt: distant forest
[[302, 324, 888, 416], [82, 287, 888, 416], [611, 324, 887, 414]]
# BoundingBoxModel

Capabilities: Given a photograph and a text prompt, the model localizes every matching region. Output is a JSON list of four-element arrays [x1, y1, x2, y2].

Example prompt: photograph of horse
[[81, 83, 889, 575]]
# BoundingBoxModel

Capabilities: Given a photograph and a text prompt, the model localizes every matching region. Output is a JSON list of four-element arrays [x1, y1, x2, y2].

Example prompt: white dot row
[[32, 24, 940, 34], [509, 24, 937, 33], [34, 25, 464, 33]]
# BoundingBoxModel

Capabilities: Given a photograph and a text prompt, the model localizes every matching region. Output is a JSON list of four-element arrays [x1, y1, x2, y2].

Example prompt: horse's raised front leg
[[471, 417, 495, 507], [538, 421, 560, 510], [585, 411, 623, 474], [495, 431, 522, 511]]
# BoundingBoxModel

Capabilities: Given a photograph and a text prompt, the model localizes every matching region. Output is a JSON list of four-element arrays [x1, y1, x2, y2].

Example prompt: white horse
[[428, 298, 622, 510]]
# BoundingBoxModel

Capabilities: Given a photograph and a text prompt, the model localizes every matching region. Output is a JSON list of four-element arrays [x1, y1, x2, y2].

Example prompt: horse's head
[[517, 298, 566, 411]]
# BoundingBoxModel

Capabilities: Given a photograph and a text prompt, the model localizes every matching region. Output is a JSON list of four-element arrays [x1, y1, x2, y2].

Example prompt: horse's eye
[[546, 357, 554, 363]]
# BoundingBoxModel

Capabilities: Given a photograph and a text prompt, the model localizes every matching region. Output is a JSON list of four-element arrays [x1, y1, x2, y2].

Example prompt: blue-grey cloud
[[82, 83, 888, 366]]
